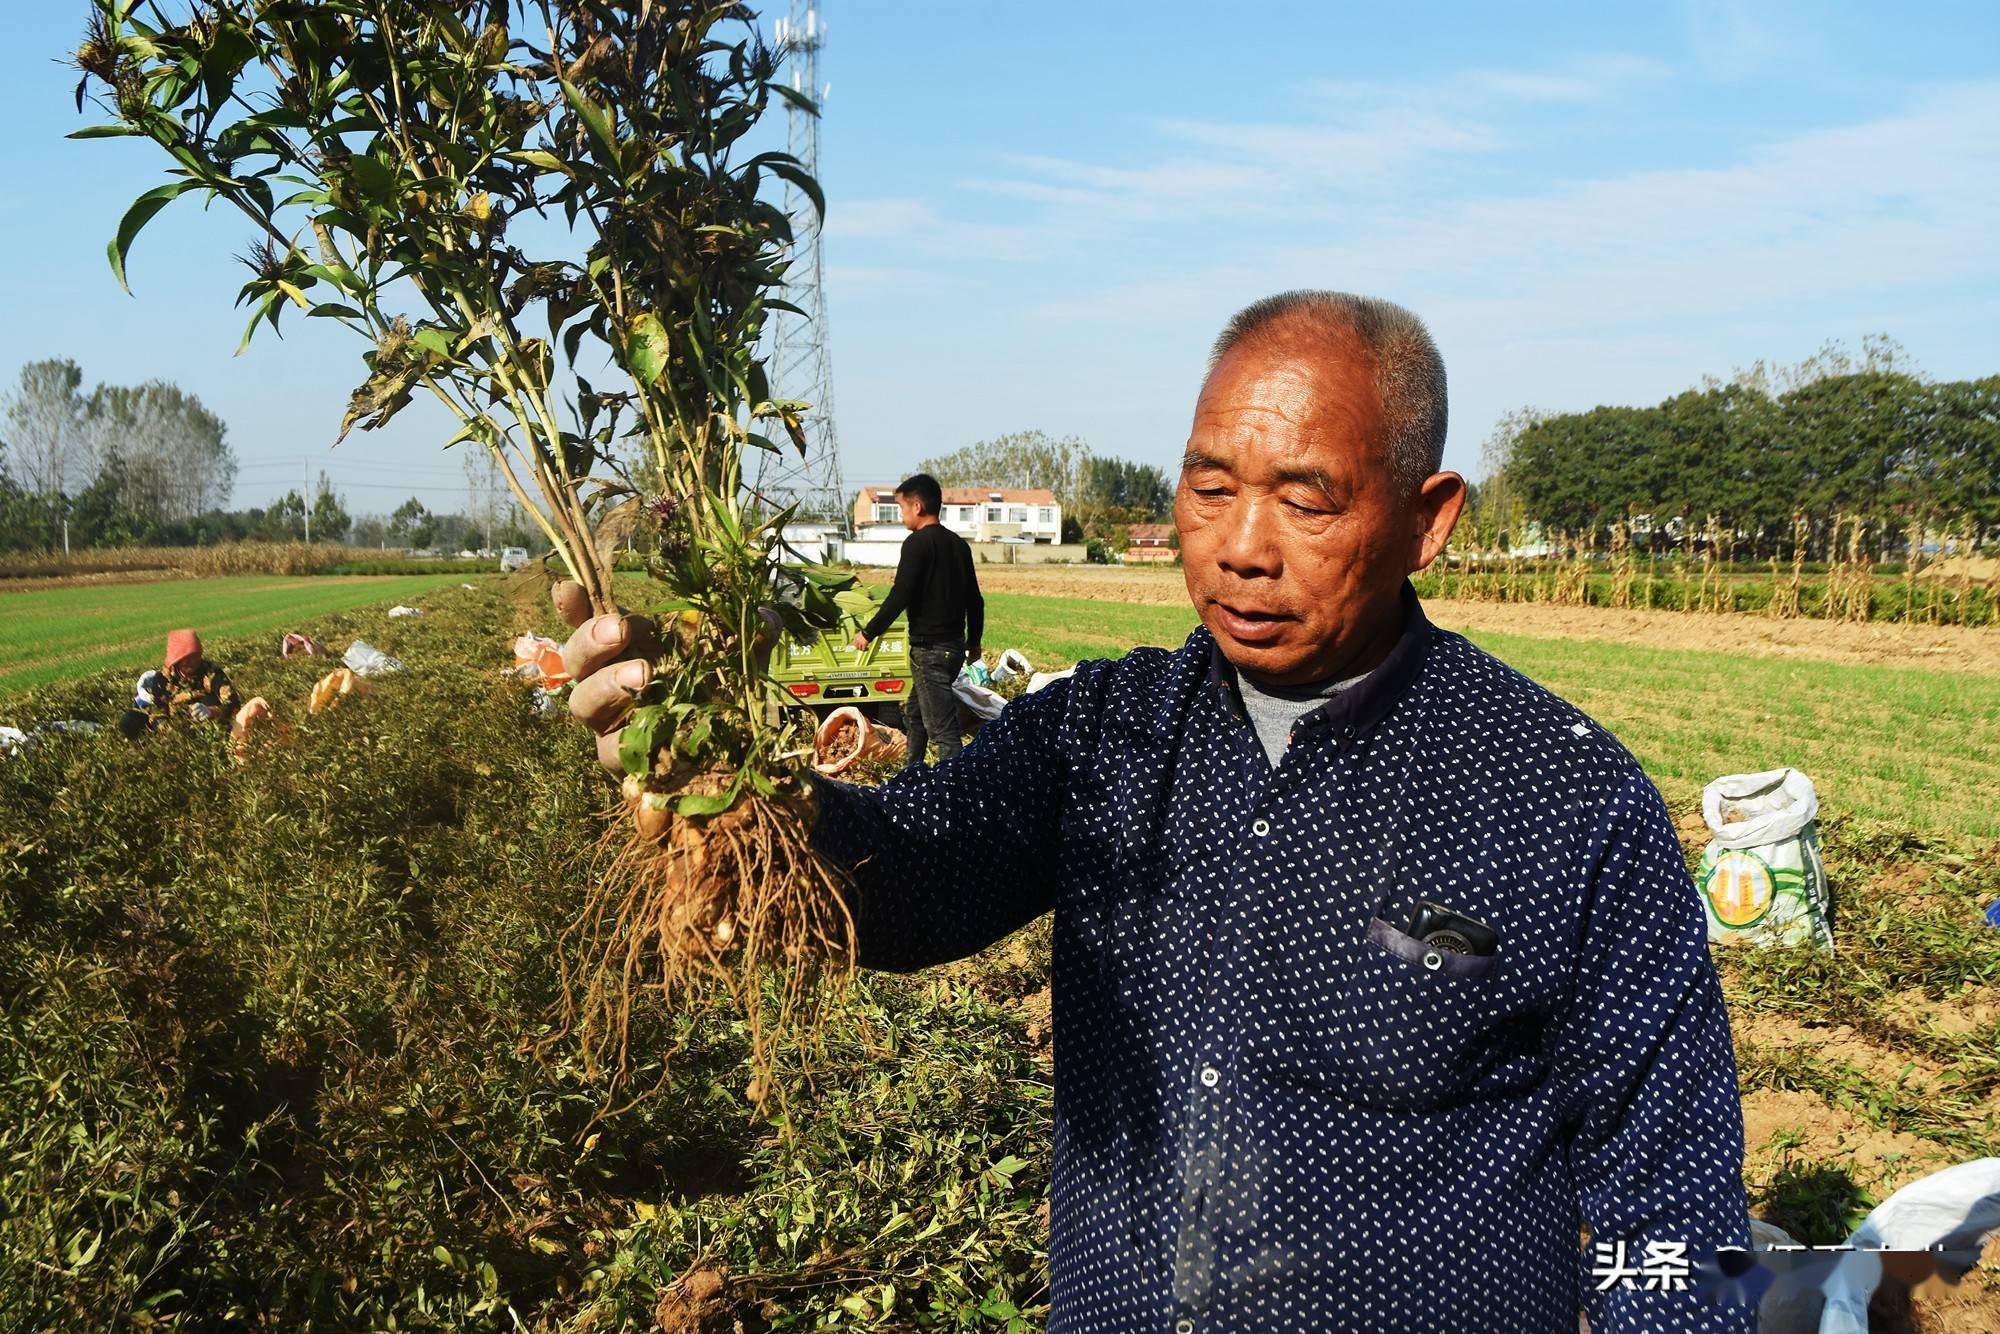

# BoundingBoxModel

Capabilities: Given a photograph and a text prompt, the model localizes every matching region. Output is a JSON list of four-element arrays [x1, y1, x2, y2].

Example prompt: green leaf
[[626, 312, 671, 384], [674, 786, 739, 818], [503, 148, 570, 174], [619, 705, 664, 776], [762, 158, 825, 220], [559, 79, 621, 168], [235, 292, 277, 354], [412, 327, 454, 360], [771, 82, 820, 117], [108, 180, 197, 294], [67, 124, 139, 139]]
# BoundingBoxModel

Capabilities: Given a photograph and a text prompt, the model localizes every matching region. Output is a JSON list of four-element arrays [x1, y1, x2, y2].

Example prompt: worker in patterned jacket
[[119, 628, 239, 739], [557, 291, 1754, 1332]]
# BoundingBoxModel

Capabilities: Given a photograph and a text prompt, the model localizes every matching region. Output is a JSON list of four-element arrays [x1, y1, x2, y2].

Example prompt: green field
[[3, 581, 1996, 1326], [981, 591, 2000, 842], [0, 575, 472, 696]]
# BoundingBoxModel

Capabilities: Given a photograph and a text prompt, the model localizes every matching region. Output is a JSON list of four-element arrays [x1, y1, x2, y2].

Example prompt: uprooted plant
[[79, 0, 865, 1104]]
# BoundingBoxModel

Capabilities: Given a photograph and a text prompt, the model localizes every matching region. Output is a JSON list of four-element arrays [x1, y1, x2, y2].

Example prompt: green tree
[[387, 497, 437, 549], [308, 472, 352, 543], [919, 430, 1093, 504], [84, 379, 235, 522]]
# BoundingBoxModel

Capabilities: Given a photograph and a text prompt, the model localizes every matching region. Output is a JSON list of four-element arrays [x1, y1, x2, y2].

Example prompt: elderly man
[[560, 292, 1751, 1332]]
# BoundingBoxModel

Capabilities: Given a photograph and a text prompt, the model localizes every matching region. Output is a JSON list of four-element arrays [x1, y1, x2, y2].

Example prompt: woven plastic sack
[[308, 667, 369, 714], [989, 649, 1033, 686], [342, 640, 404, 677], [812, 706, 907, 775], [952, 665, 1007, 722], [1819, 1158, 2000, 1334], [1696, 768, 1831, 951]]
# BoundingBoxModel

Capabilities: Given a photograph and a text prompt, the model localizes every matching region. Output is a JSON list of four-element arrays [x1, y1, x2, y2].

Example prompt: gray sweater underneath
[[1234, 666, 1371, 767]]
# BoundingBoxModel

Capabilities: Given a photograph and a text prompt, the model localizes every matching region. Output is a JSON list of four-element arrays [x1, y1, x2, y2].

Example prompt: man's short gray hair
[[1208, 291, 1448, 497]]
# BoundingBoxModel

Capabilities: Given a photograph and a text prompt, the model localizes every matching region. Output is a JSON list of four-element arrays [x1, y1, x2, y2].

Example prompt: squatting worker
[[119, 628, 239, 739], [851, 472, 984, 768], [556, 292, 1752, 1332]]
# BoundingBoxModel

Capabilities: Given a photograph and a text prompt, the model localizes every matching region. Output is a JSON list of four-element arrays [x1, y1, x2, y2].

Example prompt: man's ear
[[1407, 472, 1467, 573]]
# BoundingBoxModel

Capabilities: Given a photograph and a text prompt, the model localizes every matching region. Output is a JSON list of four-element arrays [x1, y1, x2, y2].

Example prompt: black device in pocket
[[1405, 901, 1499, 957]]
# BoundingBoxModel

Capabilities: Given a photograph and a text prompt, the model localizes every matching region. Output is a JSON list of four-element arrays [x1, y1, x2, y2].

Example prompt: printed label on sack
[[1702, 849, 1777, 927]]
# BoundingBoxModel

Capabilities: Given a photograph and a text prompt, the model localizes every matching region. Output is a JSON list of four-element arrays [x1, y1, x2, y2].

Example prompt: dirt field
[[960, 564, 2000, 675]]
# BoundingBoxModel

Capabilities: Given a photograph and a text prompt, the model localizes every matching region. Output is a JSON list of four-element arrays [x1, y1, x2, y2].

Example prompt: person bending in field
[[556, 292, 1753, 1333], [852, 471, 984, 769], [119, 628, 239, 739]]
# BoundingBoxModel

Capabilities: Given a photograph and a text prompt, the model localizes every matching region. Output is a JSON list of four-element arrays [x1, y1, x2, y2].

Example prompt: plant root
[[559, 771, 854, 1115]]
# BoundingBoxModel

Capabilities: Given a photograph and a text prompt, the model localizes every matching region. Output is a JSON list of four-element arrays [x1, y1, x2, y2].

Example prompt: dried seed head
[[72, 12, 118, 84], [234, 237, 288, 283]]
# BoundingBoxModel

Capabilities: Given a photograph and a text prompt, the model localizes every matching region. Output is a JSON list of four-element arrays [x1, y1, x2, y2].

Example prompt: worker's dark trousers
[[903, 641, 965, 769]]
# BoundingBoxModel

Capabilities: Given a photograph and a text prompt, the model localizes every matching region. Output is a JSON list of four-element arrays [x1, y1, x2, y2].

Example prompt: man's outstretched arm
[[555, 580, 1067, 970], [809, 681, 1068, 971]]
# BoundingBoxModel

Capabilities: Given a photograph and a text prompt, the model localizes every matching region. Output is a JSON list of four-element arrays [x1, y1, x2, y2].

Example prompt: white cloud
[[1685, 0, 1800, 81]]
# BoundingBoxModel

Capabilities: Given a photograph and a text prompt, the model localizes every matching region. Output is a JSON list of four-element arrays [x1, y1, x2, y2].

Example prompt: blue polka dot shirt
[[813, 588, 1754, 1332]]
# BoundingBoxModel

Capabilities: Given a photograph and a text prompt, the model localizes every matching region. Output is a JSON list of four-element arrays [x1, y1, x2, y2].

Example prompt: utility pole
[[303, 459, 312, 544]]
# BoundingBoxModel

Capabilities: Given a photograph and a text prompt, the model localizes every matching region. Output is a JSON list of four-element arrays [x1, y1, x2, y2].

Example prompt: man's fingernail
[[591, 616, 625, 645], [619, 661, 648, 689]]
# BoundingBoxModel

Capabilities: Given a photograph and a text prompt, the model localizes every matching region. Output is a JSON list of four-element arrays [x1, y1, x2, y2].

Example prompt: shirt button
[[1343, 724, 1356, 738], [1198, 1065, 1221, 1089], [1176, 1320, 1196, 1334], [1251, 818, 1270, 837]]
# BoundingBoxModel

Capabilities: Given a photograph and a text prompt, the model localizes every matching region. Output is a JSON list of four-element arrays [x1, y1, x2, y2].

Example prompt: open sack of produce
[[812, 706, 907, 775], [1696, 767, 1832, 951]]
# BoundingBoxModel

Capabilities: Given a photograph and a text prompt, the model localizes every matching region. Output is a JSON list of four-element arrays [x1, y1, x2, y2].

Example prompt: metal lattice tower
[[755, 1, 846, 529]]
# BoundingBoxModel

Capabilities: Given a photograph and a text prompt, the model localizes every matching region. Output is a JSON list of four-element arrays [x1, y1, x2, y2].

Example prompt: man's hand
[[966, 645, 982, 665], [852, 630, 871, 651], [554, 581, 660, 773]]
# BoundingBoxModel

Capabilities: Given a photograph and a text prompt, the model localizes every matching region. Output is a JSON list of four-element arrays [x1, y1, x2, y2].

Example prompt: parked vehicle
[[499, 547, 530, 572], [767, 567, 910, 719]]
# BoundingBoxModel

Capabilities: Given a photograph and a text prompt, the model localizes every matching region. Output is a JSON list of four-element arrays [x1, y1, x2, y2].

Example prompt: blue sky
[[2, 1, 1996, 515]]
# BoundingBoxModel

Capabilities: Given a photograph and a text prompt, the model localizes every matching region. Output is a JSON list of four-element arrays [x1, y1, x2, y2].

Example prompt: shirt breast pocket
[[1246, 915, 1528, 1112]]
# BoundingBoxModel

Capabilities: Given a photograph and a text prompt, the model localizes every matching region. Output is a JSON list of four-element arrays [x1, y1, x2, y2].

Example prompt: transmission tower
[[755, 1, 846, 531]]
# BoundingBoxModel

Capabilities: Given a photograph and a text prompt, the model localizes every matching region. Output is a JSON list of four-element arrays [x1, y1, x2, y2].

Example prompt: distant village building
[[1122, 522, 1177, 563], [777, 520, 841, 563], [849, 486, 1063, 545]]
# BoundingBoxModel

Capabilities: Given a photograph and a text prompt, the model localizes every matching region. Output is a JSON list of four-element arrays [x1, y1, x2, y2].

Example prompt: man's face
[[895, 492, 927, 530], [1175, 336, 1461, 686]]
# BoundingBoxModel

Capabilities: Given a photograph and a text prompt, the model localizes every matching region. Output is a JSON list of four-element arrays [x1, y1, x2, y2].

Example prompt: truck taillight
[[873, 679, 905, 694], [787, 683, 820, 697]]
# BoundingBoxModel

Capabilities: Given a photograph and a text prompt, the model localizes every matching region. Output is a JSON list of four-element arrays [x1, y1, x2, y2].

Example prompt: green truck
[[768, 573, 911, 719]]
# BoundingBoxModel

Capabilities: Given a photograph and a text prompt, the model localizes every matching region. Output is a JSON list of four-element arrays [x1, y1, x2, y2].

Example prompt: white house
[[850, 486, 1063, 545]]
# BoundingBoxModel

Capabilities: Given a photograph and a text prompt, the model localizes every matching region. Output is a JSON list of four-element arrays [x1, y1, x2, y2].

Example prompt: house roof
[[855, 486, 1058, 507], [1128, 523, 1175, 541]]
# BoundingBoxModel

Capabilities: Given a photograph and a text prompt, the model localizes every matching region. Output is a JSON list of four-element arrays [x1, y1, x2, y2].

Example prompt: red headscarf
[[165, 628, 203, 676]]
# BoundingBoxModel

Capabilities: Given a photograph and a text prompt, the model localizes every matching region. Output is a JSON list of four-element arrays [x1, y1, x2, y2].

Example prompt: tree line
[[0, 359, 534, 554], [916, 429, 1174, 541], [1475, 338, 2000, 560]]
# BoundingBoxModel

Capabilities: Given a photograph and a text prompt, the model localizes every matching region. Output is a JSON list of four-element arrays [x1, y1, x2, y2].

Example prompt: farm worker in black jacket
[[852, 472, 984, 769]]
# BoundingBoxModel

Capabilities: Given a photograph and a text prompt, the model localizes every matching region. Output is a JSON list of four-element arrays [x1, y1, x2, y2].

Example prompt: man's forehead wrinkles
[[1194, 400, 1308, 427]]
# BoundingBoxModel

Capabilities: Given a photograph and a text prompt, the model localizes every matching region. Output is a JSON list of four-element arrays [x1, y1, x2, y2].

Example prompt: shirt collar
[[1201, 581, 1432, 740]]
